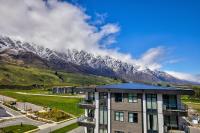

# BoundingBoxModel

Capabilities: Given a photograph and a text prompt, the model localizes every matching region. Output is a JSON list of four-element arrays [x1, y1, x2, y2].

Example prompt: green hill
[[0, 63, 120, 86]]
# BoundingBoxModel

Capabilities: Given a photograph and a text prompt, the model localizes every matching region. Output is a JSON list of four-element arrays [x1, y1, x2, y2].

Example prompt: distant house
[[52, 86, 83, 94]]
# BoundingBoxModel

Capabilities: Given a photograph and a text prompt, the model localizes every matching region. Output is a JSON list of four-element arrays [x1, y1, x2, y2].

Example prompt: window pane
[[152, 97, 157, 109], [147, 114, 151, 130], [133, 113, 138, 123], [120, 112, 124, 121], [128, 94, 137, 103], [147, 114, 158, 131], [153, 114, 158, 130], [147, 97, 152, 109], [128, 113, 133, 122], [115, 112, 119, 121], [104, 109, 108, 125], [115, 93, 123, 102], [170, 116, 178, 128], [100, 108, 104, 124], [169, 95, 177, 108], [128, 94, 133, 102]]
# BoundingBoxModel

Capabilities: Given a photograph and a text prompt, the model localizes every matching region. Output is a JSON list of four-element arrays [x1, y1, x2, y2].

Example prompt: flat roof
[[94, 82, 194, 95], [97, 82, 176, 90]]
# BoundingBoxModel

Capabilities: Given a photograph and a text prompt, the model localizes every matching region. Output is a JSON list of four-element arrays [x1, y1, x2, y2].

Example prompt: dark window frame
[[114, 111, 124, 122], [114, 131, 124, 133], [115, 93, 123, 102], [128, 112, 138, 123], [128, 93, 138, 103]]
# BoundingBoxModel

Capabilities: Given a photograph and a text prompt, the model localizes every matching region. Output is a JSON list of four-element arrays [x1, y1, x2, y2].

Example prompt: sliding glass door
[[146, 94, 158, 133]]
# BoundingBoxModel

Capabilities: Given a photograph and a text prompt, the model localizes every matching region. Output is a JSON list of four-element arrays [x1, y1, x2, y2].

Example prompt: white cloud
[[0, 0, 168, 71], [165, 71, 200, 83], [136, 47, 165, 70]]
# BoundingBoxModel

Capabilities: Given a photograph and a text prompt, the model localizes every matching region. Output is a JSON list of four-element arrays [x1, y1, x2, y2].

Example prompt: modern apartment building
[[78, 82, 194, 133]]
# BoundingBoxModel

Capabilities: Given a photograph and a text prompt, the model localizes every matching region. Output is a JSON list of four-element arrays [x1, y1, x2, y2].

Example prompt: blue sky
[[66, 0, 200, 75], [0, 0, 199, 82]]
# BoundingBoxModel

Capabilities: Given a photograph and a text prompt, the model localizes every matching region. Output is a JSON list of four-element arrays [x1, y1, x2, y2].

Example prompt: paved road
[[68, 127, 85, 133], [0, 103, 45, 128], [37, 119, 77, 133], [0, 116, 45, 128], [0, 103, 21, 116]]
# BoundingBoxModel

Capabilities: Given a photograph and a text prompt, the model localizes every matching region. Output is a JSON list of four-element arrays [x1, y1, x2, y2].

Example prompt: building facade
[[78, 83, 194, 133]]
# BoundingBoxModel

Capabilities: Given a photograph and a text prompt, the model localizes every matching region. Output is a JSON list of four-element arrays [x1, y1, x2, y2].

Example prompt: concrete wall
[[187, 126, 200, 133], [110, 93, 143, 133]]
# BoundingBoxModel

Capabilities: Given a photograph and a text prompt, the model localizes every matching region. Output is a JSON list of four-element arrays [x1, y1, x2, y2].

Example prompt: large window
[[115, 93, 123, 102], [100, 128, 107, 133], [164, 115, 178, 129], [115, 112, 124, 122], [100, 92, 108, 99], [99, 106, 108, 125], [147, 114, 158, 132], [146, 94, 157, 110], [163, 95, 177, 109], [128, 93, 138, 103], [128, 112, 138, 123]]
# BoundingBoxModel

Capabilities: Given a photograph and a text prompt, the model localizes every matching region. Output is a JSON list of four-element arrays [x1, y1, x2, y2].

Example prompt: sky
[[0, 0, 199, 82]]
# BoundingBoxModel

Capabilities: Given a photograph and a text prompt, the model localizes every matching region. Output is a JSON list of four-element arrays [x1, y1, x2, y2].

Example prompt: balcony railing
[[163, 103, 188, 116], [77, 115, 96, 128], [78, 99, 95, 109]]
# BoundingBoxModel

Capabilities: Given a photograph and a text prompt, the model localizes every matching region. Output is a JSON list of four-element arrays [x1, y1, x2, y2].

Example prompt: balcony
[[163, 103, 188, 116], [77, 116, 95, 128], [78, 100, 95, 109]]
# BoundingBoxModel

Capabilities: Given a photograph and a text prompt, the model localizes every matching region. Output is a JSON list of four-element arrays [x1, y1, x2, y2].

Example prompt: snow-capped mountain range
[[0, 36, 184, 83]]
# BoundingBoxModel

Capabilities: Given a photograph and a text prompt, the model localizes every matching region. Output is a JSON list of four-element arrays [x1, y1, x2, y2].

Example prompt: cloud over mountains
[[1, 0, 198, 83], [0, 0, 166, 71]]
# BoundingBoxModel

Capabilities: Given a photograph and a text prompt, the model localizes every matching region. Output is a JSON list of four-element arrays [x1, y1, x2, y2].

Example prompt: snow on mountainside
[[0, 36, 184, 83]]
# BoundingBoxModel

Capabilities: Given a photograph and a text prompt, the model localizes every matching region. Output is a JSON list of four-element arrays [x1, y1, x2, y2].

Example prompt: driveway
[[0, 103, 45, 128], [0, 106, 11, 117], [0, 103, 21, 117], [37, 118, 77, 133], [0, 116, 45, 128]]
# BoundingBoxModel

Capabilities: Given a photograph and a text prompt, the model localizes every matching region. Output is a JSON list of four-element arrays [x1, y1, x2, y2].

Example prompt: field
[[0, 89, 83, 116], [52, 123, 79, 133], [182, 95, 200, 113], [0, 124, 37, 133], [0, 64, 120, 86]]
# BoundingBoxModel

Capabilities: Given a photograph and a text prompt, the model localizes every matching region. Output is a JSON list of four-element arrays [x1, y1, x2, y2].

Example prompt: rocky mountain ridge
[[0, 36, 184, 83]]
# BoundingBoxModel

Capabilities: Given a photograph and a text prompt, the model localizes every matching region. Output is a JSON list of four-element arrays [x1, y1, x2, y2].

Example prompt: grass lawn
[[0, 90, 83, 116], [0, 124, 37, 133], [52, 123, 79, 133]]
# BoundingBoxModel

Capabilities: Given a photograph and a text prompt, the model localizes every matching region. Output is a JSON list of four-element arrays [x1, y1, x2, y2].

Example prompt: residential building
[[78, 82, 194, 133]]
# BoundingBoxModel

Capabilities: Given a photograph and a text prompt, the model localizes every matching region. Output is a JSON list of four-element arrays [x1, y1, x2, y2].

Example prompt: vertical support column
[[108, 92, 111, 133], [143, 93, 147, 133], [85, 108, 88, 133], [176, 94, 182, 129], [95, 92, 99, 133], [157, 94, 164, 133], [84, 92, 88, 133]]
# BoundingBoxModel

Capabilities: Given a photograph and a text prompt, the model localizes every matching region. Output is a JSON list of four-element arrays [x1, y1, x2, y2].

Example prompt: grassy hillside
[[0, 64, 120, 86]]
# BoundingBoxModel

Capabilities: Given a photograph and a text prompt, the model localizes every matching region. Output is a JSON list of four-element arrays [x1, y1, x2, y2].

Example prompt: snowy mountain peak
[[0, 36, 183, 83]]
